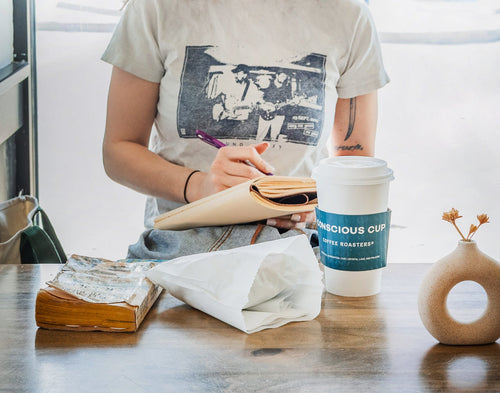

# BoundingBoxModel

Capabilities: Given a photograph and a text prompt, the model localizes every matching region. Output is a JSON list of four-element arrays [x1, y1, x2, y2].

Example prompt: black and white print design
[[177, 46, 326, 146]]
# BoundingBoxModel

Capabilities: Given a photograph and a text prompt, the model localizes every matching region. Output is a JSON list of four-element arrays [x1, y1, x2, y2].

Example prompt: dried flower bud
[[467, 224, 478, 239], [442, 208, 462, 223], [477, 214, 490, 225]]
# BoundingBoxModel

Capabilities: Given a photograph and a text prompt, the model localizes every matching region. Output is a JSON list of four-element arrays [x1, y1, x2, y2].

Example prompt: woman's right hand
[[187, 142, 275, 202]]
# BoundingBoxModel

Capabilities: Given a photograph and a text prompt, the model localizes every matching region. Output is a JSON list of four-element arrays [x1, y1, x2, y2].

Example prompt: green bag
[[0, 195, 66, 264]]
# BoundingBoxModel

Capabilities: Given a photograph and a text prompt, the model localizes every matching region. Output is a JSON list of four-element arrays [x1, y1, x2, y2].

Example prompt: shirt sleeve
[[336, 5, 390, 99], [101, 0, 165, 83]]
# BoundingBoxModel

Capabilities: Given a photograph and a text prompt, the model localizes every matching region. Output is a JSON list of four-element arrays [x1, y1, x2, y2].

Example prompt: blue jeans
[[128, 224, 319, 260]]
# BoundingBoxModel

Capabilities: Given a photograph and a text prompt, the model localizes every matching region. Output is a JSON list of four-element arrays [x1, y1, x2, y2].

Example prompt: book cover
[[154, 176, 317, 231]]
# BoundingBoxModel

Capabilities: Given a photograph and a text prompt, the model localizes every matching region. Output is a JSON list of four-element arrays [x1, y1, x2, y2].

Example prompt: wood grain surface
[[0, 263, 498, 393]]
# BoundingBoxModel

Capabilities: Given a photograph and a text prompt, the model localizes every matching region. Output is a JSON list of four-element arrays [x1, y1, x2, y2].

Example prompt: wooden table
[[0, 263, 498, 393]]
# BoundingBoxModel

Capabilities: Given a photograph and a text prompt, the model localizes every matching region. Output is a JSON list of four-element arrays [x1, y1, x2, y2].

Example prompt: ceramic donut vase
[[418, 240, 500, 345]]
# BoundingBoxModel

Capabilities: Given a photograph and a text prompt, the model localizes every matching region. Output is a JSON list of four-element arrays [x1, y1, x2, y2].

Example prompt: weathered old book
[[154, 176, 317, 230], [35, 255, 163, 332]]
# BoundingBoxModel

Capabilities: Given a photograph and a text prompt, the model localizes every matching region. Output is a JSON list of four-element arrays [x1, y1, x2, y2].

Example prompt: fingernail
[[291, 214, 301, 222], [266, 219, 277, 226], [265, 165, 275, 174], [295, 222, 306, 229]]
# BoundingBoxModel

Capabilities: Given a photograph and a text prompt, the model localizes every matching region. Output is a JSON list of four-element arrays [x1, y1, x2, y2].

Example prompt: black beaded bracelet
[[183, 170, 200, 204]]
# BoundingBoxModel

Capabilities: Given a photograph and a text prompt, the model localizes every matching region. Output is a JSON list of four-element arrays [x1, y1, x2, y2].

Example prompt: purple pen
[[196, 129, 227, 149], [195, 129, 273, 175]]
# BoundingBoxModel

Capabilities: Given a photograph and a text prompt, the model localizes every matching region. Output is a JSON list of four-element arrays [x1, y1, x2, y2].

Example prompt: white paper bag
[[146, 235, 323, 333]]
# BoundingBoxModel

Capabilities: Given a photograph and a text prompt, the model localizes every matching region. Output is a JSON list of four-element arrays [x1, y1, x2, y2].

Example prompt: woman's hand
[[265, 211, 316, 230], [188, 143, 275, 201]]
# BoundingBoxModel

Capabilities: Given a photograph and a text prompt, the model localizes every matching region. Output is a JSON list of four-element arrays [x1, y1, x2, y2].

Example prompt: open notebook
[[154, 176, 317, 230]]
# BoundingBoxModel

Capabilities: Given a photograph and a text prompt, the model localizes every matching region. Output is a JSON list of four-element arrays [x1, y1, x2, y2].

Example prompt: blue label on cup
[[315, 208, 391, 271]]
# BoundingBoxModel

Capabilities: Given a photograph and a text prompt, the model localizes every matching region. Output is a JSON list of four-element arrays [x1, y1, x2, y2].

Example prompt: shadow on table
[[34, 326, 144, 349]]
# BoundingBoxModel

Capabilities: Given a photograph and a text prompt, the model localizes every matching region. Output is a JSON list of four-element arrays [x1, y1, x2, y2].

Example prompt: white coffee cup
[[312, 156, 394, 297]]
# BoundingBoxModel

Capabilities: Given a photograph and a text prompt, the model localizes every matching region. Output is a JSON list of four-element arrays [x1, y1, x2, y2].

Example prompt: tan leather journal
[[154, 176, 317, 230]]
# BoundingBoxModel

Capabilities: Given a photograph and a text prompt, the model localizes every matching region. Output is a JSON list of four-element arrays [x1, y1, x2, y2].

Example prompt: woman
[[101, 0, 389, 258]]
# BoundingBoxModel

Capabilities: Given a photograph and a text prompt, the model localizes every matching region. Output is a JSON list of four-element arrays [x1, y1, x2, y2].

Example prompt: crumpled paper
[[146, 235, 324, 333], [47, 255, 158, 306]]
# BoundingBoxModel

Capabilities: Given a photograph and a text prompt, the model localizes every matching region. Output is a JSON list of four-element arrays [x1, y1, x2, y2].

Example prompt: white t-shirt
[[102, 0, 389, 227]]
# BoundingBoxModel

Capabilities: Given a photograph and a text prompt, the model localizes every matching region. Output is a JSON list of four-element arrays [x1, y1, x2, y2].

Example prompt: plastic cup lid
[[312, 156, 394, 185]]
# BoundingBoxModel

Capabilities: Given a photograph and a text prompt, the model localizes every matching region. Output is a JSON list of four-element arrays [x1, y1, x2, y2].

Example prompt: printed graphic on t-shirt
[[177, 46, 326, 146]]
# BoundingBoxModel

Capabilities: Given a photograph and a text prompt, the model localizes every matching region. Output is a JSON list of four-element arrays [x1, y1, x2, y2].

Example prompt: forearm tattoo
[[335, 144, 364, 152], [335, 97, 363, 152], [344, 97, 356, 141]]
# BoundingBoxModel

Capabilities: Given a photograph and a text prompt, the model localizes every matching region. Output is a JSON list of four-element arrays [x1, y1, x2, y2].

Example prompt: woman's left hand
[[265, 211, 316, 230]]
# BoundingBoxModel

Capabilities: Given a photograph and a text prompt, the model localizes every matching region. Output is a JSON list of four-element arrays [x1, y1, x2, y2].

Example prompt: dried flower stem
[[453, 221, 467, 241]]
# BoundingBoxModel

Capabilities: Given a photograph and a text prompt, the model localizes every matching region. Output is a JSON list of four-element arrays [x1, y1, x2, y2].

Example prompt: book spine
[[135, 285, 163, 327]]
